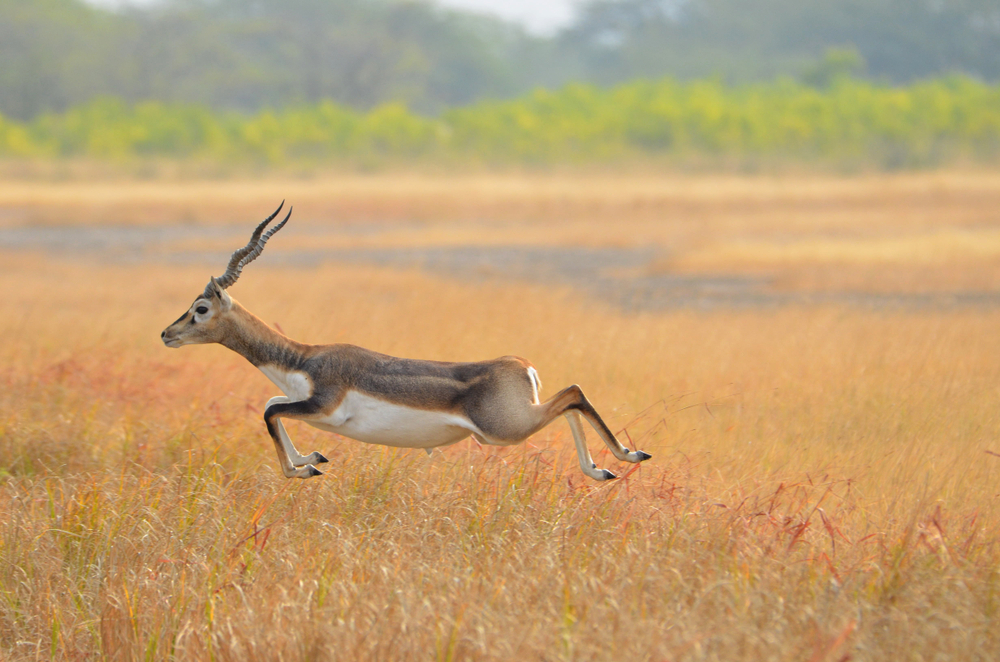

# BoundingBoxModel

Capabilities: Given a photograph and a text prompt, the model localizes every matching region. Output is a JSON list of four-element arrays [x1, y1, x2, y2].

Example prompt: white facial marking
[[192, 298, 215, 324], [309, 390, 479, 449], [259, 366, 313, 402]]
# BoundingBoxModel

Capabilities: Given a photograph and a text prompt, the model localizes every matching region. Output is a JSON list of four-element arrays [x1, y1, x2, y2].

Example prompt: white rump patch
[[527, 366, 541, 405], [308, 390, 479, 449]]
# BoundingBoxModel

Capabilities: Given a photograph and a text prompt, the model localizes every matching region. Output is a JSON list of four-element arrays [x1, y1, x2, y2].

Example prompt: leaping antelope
[[161, 203, 651, 480]]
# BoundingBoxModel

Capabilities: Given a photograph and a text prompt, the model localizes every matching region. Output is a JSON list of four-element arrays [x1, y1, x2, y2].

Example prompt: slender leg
[[263, 398, 329, 479], [264, 397, 329, 468], [565, 410, 617, 480], [571, 391, 652, 464], [530, 385, 652, 481]]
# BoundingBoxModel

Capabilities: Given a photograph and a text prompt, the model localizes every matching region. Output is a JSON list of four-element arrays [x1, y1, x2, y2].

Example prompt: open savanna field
[[2, 170, 1000, 660]]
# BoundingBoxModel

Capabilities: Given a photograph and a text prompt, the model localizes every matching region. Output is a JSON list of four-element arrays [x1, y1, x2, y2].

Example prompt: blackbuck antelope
[[161, 203, 652, 480]]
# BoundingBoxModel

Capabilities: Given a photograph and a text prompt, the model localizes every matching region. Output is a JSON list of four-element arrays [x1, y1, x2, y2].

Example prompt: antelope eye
[[196, 306, 209, 315]]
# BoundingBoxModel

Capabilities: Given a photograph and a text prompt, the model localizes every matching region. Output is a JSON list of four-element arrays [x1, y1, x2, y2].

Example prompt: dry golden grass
[[4, 169, 1000, 292], [2, 172, 1000, 660]]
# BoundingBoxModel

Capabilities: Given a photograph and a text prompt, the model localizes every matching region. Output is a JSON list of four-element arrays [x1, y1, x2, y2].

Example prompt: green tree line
[[2, 75, 998, 168], [562, 0, 1000, 87], [2, 0, 999, 122]]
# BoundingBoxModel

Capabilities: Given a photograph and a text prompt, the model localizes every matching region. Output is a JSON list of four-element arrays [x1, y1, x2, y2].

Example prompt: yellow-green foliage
[[2, 76, 1000, 167]]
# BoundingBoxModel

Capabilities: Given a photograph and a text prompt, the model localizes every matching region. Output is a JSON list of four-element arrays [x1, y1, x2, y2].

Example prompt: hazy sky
[[84, 0, 583, 35], [434, 0, 580, 34]]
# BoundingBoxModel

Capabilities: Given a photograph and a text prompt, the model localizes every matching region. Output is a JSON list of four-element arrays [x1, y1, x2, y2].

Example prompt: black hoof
[[636, 451, 652, 462], [308, 466, 324, 477], [601, 469, 617, 480], [315, 453, 329, 464]]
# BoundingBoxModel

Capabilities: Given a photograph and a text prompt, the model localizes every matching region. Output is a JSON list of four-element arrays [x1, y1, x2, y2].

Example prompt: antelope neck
[[219, 302, 309, 369]]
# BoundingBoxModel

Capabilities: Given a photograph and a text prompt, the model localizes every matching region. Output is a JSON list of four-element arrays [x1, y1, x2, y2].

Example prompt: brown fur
[[162, 245, 650, 480]]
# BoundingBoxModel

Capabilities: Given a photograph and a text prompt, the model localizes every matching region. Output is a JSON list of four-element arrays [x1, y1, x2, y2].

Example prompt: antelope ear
[[218, 286, 233, 311], [205, 277, 233, 310]]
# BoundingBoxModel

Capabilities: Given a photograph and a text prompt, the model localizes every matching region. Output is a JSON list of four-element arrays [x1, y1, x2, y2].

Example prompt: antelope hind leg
[[540, 384, 651, 479], [569, 389, 652, 464], [565, 410, 617, 480]]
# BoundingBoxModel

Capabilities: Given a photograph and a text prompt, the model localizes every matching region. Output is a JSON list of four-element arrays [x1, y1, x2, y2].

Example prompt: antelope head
[[161, 202, 291, 348]]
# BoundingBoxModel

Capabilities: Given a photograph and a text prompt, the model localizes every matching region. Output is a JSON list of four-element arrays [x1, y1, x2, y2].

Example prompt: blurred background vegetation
[[2, 0, 999, 169]]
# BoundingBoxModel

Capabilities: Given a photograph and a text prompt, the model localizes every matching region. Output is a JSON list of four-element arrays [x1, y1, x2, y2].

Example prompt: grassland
[[2, 171, 1000, 660]]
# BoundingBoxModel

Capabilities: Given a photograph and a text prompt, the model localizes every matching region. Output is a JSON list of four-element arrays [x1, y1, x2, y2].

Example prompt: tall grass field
[[1, 172, 1000, 660]]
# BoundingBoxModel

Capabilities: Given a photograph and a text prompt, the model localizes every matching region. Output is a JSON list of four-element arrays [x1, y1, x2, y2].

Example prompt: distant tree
[[0, 0, 538, 119], [0, 0, 122, 119], [800, 48, 866, 89], [1, 0, 999, 121], [558, 0, 1000, 85]]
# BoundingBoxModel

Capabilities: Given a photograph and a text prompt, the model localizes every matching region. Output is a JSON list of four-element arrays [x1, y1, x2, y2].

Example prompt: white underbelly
[[308, 390, 479, 449]]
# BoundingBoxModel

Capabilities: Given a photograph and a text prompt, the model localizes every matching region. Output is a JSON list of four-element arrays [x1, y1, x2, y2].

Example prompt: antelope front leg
[[264, 397, 329, 467], [264, 397, 328, 479]]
